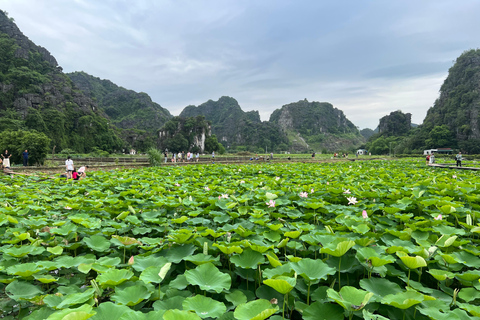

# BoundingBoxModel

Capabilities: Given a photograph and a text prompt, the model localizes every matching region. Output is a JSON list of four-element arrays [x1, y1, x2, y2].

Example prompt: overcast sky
[[1, 0, 478, 129]]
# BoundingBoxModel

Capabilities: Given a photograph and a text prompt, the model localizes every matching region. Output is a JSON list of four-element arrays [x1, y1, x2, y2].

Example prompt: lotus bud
[[467, 214, 473, 226], [128, 256, 134, 265], [270, 298, 278, 304], [203, 242, 208, 255]]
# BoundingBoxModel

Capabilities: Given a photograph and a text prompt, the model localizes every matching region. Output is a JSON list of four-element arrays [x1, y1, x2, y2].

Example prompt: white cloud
[[1, 0, 479, 130]]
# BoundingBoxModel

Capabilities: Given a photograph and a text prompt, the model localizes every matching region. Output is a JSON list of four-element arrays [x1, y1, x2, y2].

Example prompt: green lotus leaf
[[6, 280, 43, 300], [139, 262, 171, 284], [267, 223, 283, 231], [362, 309, 390, 320], [96, 256, 121, 267], [6, 263, 41, 277], [2, 245, 45, 257], [245, 240, 274, 253], [262, 263, 294, 279], [384, 207, 401, 214], [96, 269, 134, 286], [89, 302, 135, 320], [111, 235, 142, 247], [159, 244, 196, 263], [359, 278, 403, 302], [185, 262, 231, 293], [284, 230, 302, 239], [381, 290, 424, 309], [263, 276, 296, 295], [153, 296, 185, 311], [233, 299, 279, 320], [84, 235, 111, 252], [438, 205, 456, 214], [457, 302, 480, 317], [162, 309, 202, 320], [456, 270, 480, 282], [302, 301, 344, 320], [46, 304, 95, 320], [172, 216, 189, 224], [78, 263, 92, 274], [182, 295, 227, 319], [320, 240, 355, 257], [225, 290, 247, 307], [265, 192, 278, 200], [399, 254, 427, 269], [213, 243, 244, 255], [291, 258, 336, 282], [47, 246, 64, 255], [327, 286, 374, 311], [33, 274, 58, 284], [266, 252, 282, 268], [230, 249, 265, 269], [427, 269, 454, 281], [306, 202, 323, 210], [185, 253, 220, 265], [132, 255, 169, 272], [23, 307, 55, 320], [111, 282, 152, 306], [56, 288, 95, 309], [458, 288, 480, 302]]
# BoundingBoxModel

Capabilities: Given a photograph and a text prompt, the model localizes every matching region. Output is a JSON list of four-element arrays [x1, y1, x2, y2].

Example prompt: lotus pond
[[1, 159, 480, 319]]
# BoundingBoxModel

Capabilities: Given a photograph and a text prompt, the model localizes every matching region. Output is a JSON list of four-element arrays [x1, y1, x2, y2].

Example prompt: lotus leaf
[[56, 288, 95, 309], [302, 301, 344, 320], [225, 290, 247, 307], [5, 280, 43, 301], [84, 235, 111, 252], [46, 304, 95, 320], [185, 262, 231, 293], [381, 290, 425, 309], [233, 299, 279, 320], [263, 276, 296, 295], [327, 286, 374, 311], [111, 282, 152, 306], [291, 258, 336, 282], [230, 249, 265, 269], [359, 278, 402, 302], [163, 309, 202, 320], [182, 295, 227, 319], [96, 269, 134, 286], [320, 240, 355, 257]]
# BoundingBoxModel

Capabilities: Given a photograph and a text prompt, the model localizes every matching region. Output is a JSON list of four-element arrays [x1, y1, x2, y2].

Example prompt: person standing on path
[[2, 150, 11, 168], [65, 156, 74, 179], [22, 150, 28, 166], [456, 152, 463, 167]]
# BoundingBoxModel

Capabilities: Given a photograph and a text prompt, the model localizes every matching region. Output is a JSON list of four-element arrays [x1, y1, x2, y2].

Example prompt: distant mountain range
[[3, 9, 477, 155]]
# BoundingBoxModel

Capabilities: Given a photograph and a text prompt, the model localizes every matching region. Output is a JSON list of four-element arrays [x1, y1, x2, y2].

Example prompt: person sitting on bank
[[77, 166, 89, 179]]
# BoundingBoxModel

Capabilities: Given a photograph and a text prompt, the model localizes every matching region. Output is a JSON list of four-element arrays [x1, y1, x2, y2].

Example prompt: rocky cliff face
[[0, 10, 123, 153], [180, 96, 288, 151], [269, 99, 364, 151], [423, 49, 480, 141], [378, 111, 412, 136], [67, 71, 172, 131]]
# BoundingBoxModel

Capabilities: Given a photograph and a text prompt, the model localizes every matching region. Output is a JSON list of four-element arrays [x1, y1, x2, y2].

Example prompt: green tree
[[205, 134, 220, 153], [425, 125, 454, 148], [0, 130, 51, 165]]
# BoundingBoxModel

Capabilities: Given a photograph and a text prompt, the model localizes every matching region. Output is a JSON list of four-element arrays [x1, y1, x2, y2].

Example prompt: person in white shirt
[[65, 156, 74, 179]]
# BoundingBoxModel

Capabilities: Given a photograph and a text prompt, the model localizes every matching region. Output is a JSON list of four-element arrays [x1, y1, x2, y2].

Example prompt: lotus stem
[[407, 269, 411, 287], [338, 257, 342, 290], [282, 293, 287, 320], [307, 281, 311, 305]]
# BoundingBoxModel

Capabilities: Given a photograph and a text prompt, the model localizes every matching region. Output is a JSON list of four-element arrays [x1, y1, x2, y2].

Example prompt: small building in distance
[[423, 148, 453, 155]]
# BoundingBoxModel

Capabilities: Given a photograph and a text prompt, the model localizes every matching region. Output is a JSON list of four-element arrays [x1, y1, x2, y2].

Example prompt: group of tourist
[[64, 156, 88, 180], [164, 151, 201, 163], [0, 149, 29, 169], [426, 152, 463, 167]]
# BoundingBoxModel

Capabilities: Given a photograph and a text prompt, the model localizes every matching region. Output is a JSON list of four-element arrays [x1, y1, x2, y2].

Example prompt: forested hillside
[[0, 10, 123, 154], [180, 96, 290, 153], [269, 99, 365, 152]]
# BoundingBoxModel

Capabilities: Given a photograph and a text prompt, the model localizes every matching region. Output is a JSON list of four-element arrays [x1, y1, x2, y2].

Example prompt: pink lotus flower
[[175, 183, 180, 187], [275, 176, 280, 181], [299, 192, 308, 198], [343, 189, 351, 194], [221, 194, 229, 199], [434, 214, 442, 220], [311, 189, 314, 193], [266, 200, 275, 207], [128, 256, 134, 265], [240, 180, 245, 184], [362, 210, 368, 219], [347, 196, 358, 205], [452, 175, 457, 179], [327, 182, 330, 185], [205, 186, 210, 191]]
